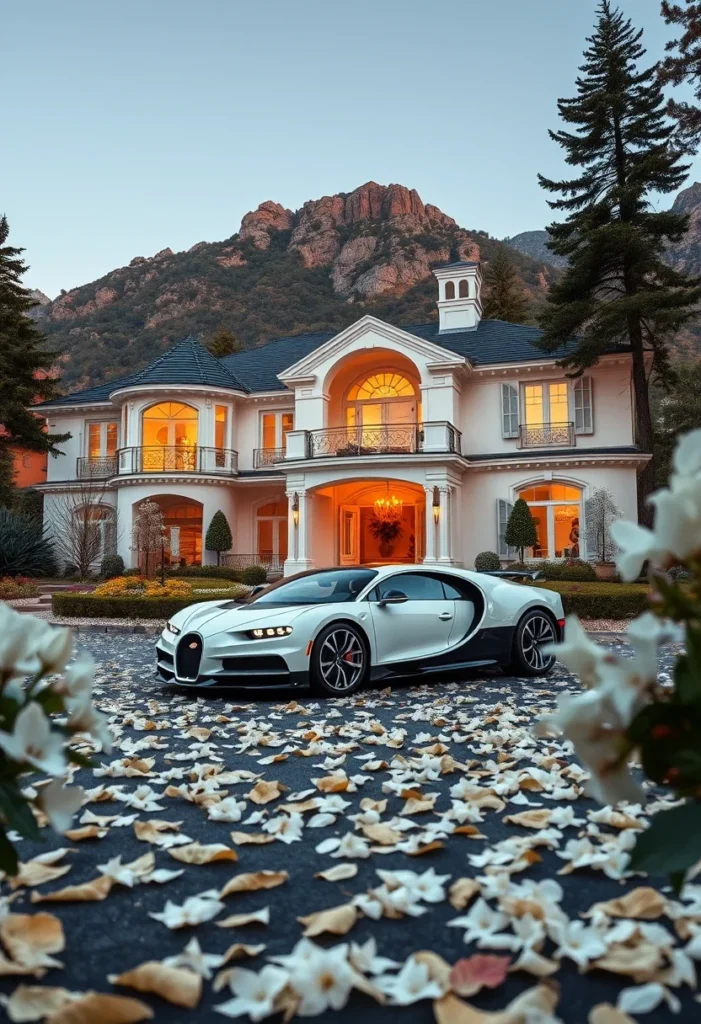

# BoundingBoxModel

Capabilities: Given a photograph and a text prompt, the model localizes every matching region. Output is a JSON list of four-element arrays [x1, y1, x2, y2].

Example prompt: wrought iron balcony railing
[[518, 422, 575, 449], [253, 447, 285, 469], [117, 446, 238, 475], [304, 421, 462, 459], [76, 455, 118, 479]]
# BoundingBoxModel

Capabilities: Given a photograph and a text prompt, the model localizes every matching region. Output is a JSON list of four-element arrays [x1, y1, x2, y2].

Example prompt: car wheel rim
[[319, 629, 364, 691], [521, 615, 556, 671]]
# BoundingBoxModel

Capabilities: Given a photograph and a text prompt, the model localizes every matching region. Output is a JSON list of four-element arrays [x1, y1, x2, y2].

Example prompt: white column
[[286, 491, 297, 563], [283, 488, 314, 576], [423, 486, 437, 564], [438, 485, 454, 564]]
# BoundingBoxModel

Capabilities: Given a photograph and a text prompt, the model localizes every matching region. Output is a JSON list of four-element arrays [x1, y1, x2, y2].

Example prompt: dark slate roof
[[37, 318, 630, 408], [433, 260, 479, 269]]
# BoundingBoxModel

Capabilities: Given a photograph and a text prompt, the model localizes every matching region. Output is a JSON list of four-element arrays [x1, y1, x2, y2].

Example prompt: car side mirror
[[378, 590, 408, 608]]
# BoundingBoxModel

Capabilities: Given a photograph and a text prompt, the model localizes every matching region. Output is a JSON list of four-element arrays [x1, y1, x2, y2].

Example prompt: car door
[[439, 575, 477, 644], [368, 572, 454, 664]]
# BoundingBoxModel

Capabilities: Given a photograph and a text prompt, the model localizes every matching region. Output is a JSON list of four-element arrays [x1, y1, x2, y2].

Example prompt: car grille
[[175, 633, 203, 681], [221, 654, 289, 675]]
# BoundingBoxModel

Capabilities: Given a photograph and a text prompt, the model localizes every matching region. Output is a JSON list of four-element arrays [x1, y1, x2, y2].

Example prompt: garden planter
[[594, 561, 617, 580]]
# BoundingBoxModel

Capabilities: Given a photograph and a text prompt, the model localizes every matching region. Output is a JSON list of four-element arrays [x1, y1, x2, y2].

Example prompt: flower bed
[[529, 580, 650, 618], [52, 582, 247, 619], [0, 576, 40, 599]]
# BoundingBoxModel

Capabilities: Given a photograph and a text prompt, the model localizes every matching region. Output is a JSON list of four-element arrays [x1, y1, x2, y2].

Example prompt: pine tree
[[504, 499, 538, 563], [537, 1, 701, 523], [482, 244, 529, 323], [207, 327, 242, 359], [0, 216, 69, 505], [659, 1, 701, 149], [653, 360, 701, 484], [205, 510, 233, 565]]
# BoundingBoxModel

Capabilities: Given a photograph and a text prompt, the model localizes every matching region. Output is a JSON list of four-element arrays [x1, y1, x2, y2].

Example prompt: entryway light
[[291, 492, 300, 525], [432, 486, 440, 523]]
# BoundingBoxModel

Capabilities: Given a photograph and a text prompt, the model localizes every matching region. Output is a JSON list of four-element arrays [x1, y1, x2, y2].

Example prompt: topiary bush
[[241, 564, 268, 586], [532, 559, 597, 582], [166, 565, 244, 582], [205, 510, 233, 566], [529, 580, 650, 618], [100, 553, 125, 579], [0, 508, 57, 577], [474, 551, 501, 572]]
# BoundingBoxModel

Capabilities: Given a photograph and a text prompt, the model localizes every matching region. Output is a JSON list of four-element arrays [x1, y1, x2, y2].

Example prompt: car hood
[[171, 600, 315, 637]]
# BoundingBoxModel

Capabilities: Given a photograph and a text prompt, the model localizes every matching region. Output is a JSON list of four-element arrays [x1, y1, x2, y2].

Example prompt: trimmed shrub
[[100, 553, 125, 579], [0, 576, 40, 599], [529, 581, 650, 618], [205, 510, 233, 566], [0, 508, 57, 577], [504, 499, 538, 562], [474, 551, 501, 572], [166, 565, 244, 582], [53, 585, 246, 618], [533, 559, 597, 582], [241, 564, 268, 586]]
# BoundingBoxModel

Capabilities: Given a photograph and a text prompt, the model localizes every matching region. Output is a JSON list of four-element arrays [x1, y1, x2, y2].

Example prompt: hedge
[[52, 592, 243, 619], [529, 581, 650, 619], [166, 565, 246, 582]]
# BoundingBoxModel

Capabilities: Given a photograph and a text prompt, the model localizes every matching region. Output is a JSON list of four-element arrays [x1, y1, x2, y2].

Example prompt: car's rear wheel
[[507, 610, 557, 677], [310, 623, 368, 697]]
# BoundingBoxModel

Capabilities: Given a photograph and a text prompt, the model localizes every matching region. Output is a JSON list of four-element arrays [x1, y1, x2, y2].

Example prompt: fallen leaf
[[216, 909, 270, 928], [109, 962, 201, 1009], [589, 942, 664, 979], [64, 826, 107, 842], [433, 981, 559, 1024], [312, 772, 350, 793], [588, 1005, 637, 1024], [133, 820, 183, 845], [413, 951, 451, 992], [406, 840, 444, 856], [30, 876, 114, 904], [3, 984, 74, 1022], [220, 943, 266, 964], [11, 851, 73, 890], [360, 823, 402, 846], [449, 879, 480, 910], [0, 914, 65, 970], [47, 992, 154, 1023], [502, 810, 553, 829], [167, 843, 237, 865], [584, 888, 667, 921], [449, 955, 510, 997], [219, 871, 288, 899], [401, 795, 437, 815], [453, 826, 486, 839], [298, 903, 357, 937], [315, 864, 358, 882], [229, 832, 275, 846], [246, 780, 284, 805]]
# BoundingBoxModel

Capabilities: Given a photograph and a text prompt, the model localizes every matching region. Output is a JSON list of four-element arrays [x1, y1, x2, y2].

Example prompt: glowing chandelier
[[373, 494, 403, 524]]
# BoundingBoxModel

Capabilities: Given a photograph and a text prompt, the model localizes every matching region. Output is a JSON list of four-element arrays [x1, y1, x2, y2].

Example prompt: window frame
[[501, 383, 519, 439], [516, 483, 584, 560], [521, 380, 571, 427], [259, 410, 294, 450], [573, 376, 594, 435], [86, 420, 119, 459]]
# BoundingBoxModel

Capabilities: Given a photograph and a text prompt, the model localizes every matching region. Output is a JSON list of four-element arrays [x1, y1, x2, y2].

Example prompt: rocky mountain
[[37, 182, 557, 391], [505, 230, 566, 270]]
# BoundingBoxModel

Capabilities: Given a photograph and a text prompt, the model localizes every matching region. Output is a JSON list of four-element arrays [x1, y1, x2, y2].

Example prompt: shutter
[[501, 383, 519, 439], [574, 376, 593, 434], [497, 499, 515, 559]]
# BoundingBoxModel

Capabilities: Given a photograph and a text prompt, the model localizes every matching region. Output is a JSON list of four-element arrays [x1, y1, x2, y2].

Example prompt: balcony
[[117, 446, 239, 476], [518, 422, 575, 449], [253, 447, 285, 469], [300, 421, 462, 460], [76, 455, 118, 479]]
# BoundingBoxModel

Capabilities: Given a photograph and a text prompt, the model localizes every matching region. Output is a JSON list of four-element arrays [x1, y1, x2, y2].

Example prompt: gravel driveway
[[0, 633, 694, 1023]]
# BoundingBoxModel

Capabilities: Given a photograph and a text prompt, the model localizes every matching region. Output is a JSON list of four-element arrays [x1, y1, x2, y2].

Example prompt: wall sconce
[[291, 492, 300, 526], [432, 486, 440, 523]]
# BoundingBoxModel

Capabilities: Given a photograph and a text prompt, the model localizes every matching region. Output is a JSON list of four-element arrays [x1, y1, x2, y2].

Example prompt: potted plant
[[584, 487, 622, 579], [369, 502, 404, 558]]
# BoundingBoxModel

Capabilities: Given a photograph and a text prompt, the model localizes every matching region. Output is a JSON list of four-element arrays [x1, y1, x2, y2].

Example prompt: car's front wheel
[[507, 610, 557, 677], [309, 623, 368, 697]]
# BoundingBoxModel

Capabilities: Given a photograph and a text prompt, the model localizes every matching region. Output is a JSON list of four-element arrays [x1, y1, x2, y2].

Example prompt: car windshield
[[245, 568, 378, 606]]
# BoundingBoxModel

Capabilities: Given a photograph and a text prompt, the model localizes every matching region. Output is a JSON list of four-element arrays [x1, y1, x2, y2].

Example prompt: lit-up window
[[215, 406, 228, 449], [257, 500, 288, 571], [87, 422, 118, 459], [260, 411, 294, 451], [518, 482, 582, 560], [347, 374, 414, 401], [523, 383, 570, 426], [142, 402, 198, 449]]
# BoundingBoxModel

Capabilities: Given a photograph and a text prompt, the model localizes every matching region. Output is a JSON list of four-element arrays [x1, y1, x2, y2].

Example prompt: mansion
[[34, 262, 647, 575]]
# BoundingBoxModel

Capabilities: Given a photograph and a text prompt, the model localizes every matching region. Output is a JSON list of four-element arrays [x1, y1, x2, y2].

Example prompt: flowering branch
[[0, 604, 112, 874]]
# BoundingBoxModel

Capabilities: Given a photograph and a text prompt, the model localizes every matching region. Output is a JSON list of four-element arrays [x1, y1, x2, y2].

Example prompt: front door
[[339, 505, 360, 565], [368, 572, 454, 664]]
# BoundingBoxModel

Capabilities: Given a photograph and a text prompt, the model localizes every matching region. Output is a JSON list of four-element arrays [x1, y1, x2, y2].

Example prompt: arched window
[[445, 281, 456, 300], [459, 279, 469, 298], [518, 483, 582, 560], [257, 500, 288, 571], [142, 402, 198, 449], [73, 505, 116, 564], [345, 372, 418, 432]]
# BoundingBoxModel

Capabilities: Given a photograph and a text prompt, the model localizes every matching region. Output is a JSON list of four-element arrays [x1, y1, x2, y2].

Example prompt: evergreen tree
[[0, 216, 69, 505], [537, 2, 701, 523], [653, 360, 701, 484], [482, 244, 529, 323], [504, 499, 538, 563], [659, 1, 701, 149], [207, 327, 242, 359], [205, 510, 233, 565]]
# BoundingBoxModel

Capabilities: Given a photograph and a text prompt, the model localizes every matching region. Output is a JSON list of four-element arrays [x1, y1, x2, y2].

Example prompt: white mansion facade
[[35, 262, 647, 575]]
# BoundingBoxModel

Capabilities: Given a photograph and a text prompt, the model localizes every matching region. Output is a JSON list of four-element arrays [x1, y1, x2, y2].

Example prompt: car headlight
[[166, 621, 181, 635], [247, 626, 293, 639]]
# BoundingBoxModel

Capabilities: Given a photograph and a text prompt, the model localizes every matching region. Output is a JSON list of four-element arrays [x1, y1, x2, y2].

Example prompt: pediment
[[277, 315, 468, 384]]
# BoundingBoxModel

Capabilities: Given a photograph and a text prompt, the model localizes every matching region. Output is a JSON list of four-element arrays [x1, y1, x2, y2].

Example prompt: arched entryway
[[133, 494, 203, 570], [517, 482, 582, 559]]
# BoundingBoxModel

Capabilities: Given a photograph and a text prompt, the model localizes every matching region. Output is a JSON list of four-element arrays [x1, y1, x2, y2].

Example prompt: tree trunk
[[629, 316, 656, 527]]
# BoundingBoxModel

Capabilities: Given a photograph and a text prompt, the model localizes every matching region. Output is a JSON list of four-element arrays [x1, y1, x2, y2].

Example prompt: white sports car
[[155, 565, 565, 697]]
